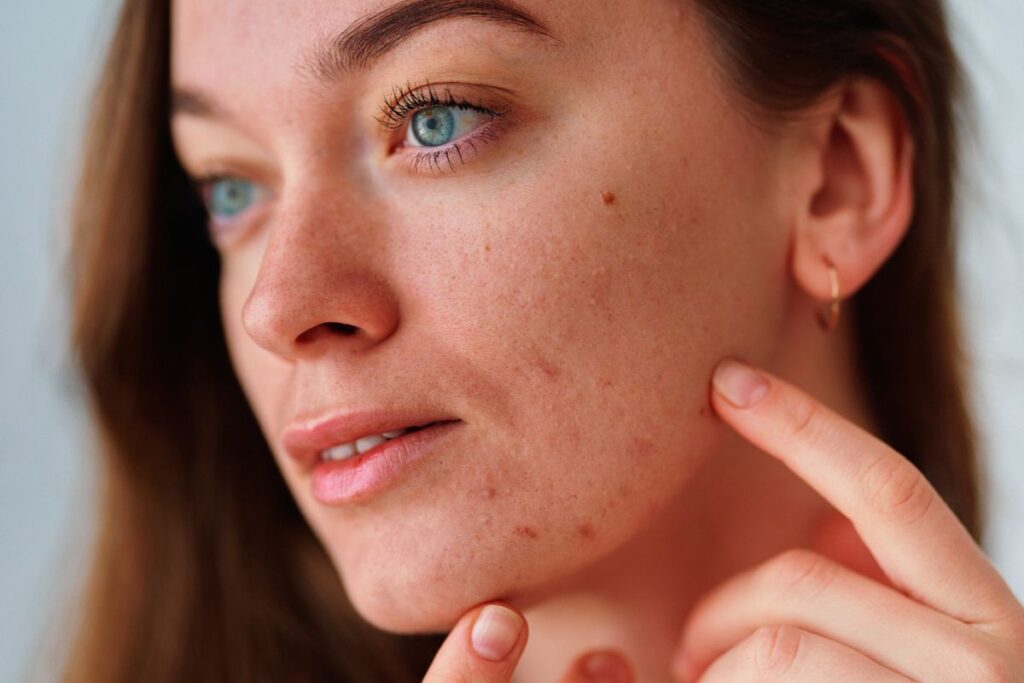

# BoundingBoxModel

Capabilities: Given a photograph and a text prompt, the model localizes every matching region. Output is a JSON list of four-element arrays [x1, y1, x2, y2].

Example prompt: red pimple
[[601, 191, 616, 205], [515, 525, 539, 540]]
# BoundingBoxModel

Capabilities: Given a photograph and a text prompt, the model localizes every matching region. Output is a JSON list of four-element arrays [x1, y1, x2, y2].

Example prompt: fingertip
[[712, 358, 770, 410], [566, 649, 634, 683], [470, 603, 526, 663]]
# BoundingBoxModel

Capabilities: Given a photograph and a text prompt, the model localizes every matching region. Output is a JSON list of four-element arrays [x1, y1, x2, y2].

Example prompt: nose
[[240, 196, 400, 360]]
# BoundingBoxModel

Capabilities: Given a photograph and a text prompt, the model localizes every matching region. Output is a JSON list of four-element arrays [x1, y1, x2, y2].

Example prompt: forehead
[[171, 0, 573, 86], [170, 0, 592, 137]]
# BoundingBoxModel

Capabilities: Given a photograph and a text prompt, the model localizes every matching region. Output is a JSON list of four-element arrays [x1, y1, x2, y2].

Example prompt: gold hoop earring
[[816, 256, 841, 332]]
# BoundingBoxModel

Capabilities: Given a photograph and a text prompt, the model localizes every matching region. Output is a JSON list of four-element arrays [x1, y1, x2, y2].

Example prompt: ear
[[789, 76, 915, 305]]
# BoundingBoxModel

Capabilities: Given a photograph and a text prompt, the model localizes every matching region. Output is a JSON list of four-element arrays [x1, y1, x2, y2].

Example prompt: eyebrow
[[171, 0, 558, 119]]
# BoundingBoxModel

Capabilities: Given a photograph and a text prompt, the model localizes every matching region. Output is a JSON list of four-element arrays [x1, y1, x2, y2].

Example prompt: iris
[[207, 178, 256, 219], [410, 106, 458, 147]]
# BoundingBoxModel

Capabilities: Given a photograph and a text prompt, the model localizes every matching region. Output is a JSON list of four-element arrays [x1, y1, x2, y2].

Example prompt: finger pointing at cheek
[[708, 358, 1019, 625]]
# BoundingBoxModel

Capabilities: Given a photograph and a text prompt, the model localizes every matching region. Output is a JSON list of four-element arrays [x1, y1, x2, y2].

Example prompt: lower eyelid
[[398, 117, 511, 175]]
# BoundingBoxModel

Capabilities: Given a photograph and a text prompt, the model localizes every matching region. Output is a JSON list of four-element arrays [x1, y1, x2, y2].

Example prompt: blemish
[[484, 243, 492, 252], [599, 378, 613, 388], [532, 356, 560, 381], [632, 436, 654, 459], [515, 525, 540, 540], [578, 523, 596, 540], [601, 191, 616, 206], [486, 487, 497, 500]]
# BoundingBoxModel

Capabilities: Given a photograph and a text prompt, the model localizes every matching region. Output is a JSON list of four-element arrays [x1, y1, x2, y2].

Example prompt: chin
[[330, 548, 516, 635]]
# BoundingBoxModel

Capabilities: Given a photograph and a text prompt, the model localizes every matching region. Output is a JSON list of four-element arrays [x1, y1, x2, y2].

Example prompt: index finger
[[709, 358, 1020, 626]]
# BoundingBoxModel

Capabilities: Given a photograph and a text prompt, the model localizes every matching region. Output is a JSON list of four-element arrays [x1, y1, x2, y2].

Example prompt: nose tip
[[240, 269, 400, 360]]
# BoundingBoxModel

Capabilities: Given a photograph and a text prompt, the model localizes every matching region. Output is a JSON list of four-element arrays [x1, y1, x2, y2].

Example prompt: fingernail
[[582, 650, 632, 683], [471, 605, 523, 662], [712, 359, 769, 409]]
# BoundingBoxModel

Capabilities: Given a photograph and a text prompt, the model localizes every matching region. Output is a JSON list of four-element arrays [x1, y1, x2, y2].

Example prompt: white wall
[[1, 1, 1021, 680]]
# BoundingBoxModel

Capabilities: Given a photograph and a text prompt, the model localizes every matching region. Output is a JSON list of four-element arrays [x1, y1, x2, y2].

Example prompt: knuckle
[[749, 624, 804, 676], [858, 450, 935, 526], [782, 392, 819, 441], [765, 548, 838, 600]]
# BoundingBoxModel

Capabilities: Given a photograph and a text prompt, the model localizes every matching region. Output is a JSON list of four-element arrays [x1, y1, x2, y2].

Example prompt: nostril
[[296, 322, 359, 344], [326, 322, 359, 335]]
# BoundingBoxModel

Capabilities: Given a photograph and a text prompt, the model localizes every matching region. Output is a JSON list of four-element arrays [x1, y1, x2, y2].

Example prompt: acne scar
[[601, 191, 616, 206], [532, 356, 561, 381], [515, 525, 540, 540]]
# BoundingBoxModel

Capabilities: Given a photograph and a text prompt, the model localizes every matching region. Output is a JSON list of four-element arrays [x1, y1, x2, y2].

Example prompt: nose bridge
[[240, 188, 399, 359]]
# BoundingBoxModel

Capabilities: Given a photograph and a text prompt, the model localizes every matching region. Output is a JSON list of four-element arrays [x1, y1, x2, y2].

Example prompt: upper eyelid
[[375, 80, 513, 130]]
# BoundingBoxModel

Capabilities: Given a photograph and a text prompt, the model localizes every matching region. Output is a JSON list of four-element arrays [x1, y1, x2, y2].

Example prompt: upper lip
[[281, 409, 459, 470]]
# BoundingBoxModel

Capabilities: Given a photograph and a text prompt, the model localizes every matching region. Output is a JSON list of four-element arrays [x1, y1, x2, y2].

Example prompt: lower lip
[[310, 420, 463, 505]]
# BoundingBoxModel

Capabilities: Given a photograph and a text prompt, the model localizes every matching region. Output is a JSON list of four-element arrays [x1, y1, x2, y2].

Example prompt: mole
[[601, 191, 616, 206]]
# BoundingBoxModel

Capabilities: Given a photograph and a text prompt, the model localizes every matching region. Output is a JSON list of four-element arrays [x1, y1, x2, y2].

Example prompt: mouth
[[281, 410, 461, 473], [309, 419, 465, 505], [318, 421, 439, 462]]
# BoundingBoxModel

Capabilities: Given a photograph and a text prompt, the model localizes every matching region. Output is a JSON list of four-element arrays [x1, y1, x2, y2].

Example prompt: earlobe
[[790, 77, 915, 305]]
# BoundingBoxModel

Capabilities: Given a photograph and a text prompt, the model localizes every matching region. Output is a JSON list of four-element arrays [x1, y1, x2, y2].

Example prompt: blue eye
[[408, 106, 488, 148], [203, 177, 261, 220]]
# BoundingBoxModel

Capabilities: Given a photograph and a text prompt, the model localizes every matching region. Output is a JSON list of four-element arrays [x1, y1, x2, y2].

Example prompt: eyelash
[[376, 80, 511, 174]]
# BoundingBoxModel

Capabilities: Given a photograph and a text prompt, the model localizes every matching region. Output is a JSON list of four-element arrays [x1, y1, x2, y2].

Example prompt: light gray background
[[2, 1, 1021, 681]]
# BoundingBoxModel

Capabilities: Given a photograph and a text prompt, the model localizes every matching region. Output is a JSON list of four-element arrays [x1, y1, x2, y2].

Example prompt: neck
[[511, 295, 882, 682]]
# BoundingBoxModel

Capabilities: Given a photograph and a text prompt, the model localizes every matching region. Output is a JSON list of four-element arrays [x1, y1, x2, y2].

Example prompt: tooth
[[324, 442, 356, 461], [355, 434, 386, 454], [382, 429, 407, 439]]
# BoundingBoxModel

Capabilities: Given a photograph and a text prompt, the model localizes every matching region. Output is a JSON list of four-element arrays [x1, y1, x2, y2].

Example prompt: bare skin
[[169, 0, 1023, 681]]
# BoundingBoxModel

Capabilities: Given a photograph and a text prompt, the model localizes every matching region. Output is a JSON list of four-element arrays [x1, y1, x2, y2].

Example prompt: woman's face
[[171, 0, 796, 632]]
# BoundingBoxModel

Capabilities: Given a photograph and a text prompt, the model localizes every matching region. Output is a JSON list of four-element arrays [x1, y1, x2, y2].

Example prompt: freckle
[[515, 525, 539, 540], [601, 191, 616, 206], [578, 523, 596, 540], [484, 243, 492, 252]]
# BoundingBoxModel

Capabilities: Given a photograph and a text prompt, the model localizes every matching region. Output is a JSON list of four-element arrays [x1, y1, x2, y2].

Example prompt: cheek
[[312, 120, 783, 636]]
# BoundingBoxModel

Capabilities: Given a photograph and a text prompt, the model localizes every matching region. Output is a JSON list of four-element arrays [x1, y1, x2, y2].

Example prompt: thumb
[[560, 649, 635, 683], [423, 602, 528, 683]]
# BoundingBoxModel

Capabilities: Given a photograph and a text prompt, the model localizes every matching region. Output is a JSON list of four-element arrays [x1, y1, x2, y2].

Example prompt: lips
[[281, 409, 460, 471]]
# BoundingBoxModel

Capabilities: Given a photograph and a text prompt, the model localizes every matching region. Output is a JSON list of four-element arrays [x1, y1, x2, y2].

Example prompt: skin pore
[[169, 0, 910, 680]]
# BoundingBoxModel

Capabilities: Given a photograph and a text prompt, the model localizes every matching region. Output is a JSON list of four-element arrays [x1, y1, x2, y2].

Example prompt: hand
[[422, 602, 634, 683], [668, 359, 1024, 681]]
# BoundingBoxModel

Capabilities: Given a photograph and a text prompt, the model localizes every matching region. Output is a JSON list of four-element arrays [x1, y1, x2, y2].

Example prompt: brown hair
[[59, 0, 979, 680]]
